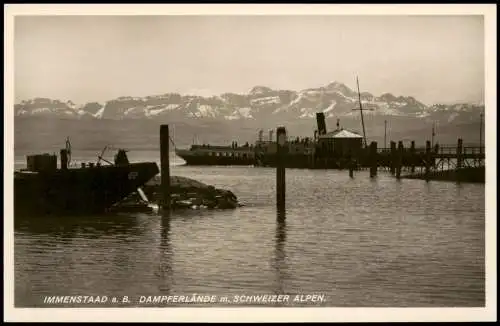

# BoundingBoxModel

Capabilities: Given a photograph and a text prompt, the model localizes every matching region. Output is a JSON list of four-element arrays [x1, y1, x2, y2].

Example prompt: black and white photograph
[[4, 4, 496, 323]]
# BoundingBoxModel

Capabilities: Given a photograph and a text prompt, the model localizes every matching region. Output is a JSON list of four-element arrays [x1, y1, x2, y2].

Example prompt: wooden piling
[[456, 138, 463, 169], [390, 141, 396, 175], [369, 141, 378, 178], [433, 143, 439, 168], [479, 113, 483, 155], [396, 141, 404, 179], [60, 149, 68, 170], [348, 150, 354, 178], [160, 124, 171, 212], [410, 141, 416, 173], [276, 126, 287, 210], [425, 140, 431, 181]]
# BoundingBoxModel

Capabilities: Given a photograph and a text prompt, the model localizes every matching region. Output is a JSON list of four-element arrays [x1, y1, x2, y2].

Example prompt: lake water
[[13, 150, 485, 307]]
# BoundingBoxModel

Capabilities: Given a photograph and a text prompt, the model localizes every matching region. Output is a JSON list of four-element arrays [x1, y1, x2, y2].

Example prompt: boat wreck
[[118, 175, 242, 211]]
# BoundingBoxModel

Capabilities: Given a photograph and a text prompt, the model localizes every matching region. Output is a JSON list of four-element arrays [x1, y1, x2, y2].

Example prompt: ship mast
[[384, 120, 387, 150], [479, 112, 483, 154], [431, 121, 436, 147], [355, 76, 368, 148]]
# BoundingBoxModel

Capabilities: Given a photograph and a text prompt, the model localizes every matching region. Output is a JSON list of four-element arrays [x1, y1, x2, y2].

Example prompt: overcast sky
[[14, 15, 484, 105]]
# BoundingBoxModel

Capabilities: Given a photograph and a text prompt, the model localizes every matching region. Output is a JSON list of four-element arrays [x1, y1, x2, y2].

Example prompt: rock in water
[[135, 175, 241, 210]]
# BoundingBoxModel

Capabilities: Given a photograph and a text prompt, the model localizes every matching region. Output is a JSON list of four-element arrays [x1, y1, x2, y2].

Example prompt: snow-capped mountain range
[[14, 81, 484, 123]]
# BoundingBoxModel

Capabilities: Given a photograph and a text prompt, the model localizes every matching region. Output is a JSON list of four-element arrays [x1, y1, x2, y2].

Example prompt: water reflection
[[157, 213, 173, 294], [273, 208, 287, 300], [13, 166, 485, 308]]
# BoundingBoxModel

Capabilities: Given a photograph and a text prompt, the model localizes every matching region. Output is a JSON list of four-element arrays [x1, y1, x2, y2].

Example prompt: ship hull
[[14, 162, 159, 216], [255, 153, 315, 169], [177, 154, 255, 166]]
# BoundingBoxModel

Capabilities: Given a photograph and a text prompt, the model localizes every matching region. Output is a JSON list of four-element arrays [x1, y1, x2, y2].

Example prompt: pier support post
[[425, 140, 431, 181], [396, 141, 404, 179], [349, 151, 354, 178], [433, 143, 439, 169], [60, 149, 68, 170], [390, 141, 396, 175], [276, 127, 287, 211], [369, 141, 378, 178], [456, 138, 463, 169], [160, 125, 171, 212], [348, 149, 354, 178], [410, 141, 416, 173]]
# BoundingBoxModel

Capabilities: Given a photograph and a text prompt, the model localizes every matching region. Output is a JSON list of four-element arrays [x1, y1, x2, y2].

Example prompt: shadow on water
[[13, 205, 225, 239], [14, 212, 148, 240]]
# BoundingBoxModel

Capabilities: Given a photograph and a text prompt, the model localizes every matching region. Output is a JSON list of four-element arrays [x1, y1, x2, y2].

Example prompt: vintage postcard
[[3, 3, 497, 323]]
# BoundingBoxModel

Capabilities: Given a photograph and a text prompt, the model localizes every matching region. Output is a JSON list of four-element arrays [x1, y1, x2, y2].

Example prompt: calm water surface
[[14, 151, 485, 307]]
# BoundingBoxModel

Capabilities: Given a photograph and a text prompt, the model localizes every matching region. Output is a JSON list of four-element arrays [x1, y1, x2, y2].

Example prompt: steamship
[[14, 139, 159, 216], [175, 113, 365, 169], [254, 113, 364, 169], [175, 141, 256, 166], [174, 77, 380, 169]]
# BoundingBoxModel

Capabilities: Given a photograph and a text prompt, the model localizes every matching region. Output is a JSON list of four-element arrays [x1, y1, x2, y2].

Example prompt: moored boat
[[175, 143, 255, 166], [14, 139, 159, 216]]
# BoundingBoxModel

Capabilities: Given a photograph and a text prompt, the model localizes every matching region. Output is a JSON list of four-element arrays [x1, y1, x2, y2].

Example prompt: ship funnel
[[316, 112, 327, 135], [269, 130, 274, 142]]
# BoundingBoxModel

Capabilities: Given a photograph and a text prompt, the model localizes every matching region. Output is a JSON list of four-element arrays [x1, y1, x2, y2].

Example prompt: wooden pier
[[304, 136, 485, 183], [254, 137, 484, 178], [371, 138, 485, 183], [373, 140, 484, 170]]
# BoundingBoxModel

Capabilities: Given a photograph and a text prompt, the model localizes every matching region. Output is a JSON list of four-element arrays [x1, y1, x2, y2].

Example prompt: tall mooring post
[[425, 140, 431, 181], [276, 127, 287, 211], [410, 141, 416, 173], [160, 124, 171, 212], [396, 141, 404, 179], [479, 112, 483, 155], [60, 149, 68, 170], [348, 149, 354, 178], [390, 141, 396, 175], [434, 143, 440, 168], [456, 138, 463, 169], [384, 120, 387, 150], [369, 141, 378, 178]]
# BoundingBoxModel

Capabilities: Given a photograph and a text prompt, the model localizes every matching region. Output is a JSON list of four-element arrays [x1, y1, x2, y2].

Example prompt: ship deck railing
[[190, 145, 254, 151]]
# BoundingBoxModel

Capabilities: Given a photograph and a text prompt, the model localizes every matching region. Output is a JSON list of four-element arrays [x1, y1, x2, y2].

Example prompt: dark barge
[[14, 140, 159, 216]]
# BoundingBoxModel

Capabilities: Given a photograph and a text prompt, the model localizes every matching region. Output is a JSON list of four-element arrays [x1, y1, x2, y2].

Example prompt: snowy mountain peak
[[326, 81, 355, 95], [14, 81, 484, 124], [249, 86, 273, 96]]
